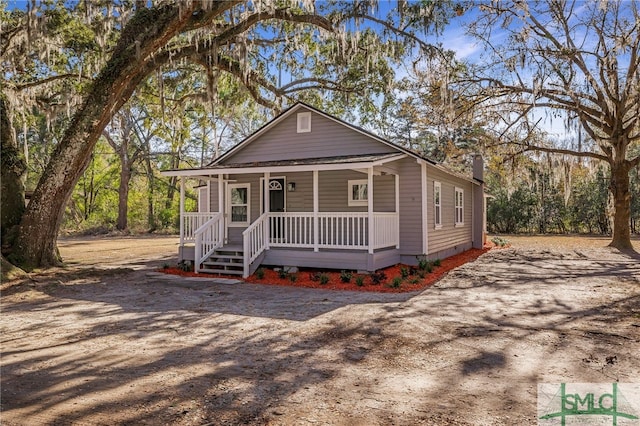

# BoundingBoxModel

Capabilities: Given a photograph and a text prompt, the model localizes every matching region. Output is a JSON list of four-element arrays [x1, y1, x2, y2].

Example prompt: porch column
[[179, 176, 185, 246], [218, 174, 224, 244], [395, 173, 400, 249], [264, 172, 270, 249], [313, 169, 319, 252], [368, 167, 374, 254]]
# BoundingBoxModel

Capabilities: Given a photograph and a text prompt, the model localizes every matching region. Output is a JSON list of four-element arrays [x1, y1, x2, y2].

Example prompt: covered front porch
[[165, 153, 406, 278]]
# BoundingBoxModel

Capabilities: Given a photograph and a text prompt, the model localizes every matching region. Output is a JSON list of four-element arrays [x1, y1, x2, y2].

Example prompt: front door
[[267, 178, 285, 242], [268, 178, 285, 213]]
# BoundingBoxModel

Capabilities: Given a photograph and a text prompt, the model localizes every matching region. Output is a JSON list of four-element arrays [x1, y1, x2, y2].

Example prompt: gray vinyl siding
[[396, 157, 423, 256], [426, 165, 473, 255], [318, 170, 395, 213], [209, 181, 219, 212], [223, 107, 397, 164]]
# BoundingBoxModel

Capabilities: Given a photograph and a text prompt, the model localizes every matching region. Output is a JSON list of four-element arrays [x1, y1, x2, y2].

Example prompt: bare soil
[[1, 234, 639, 425]]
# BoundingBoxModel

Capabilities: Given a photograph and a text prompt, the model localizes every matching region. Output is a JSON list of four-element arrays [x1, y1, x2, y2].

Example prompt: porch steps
[[199, 247, 244, 276]]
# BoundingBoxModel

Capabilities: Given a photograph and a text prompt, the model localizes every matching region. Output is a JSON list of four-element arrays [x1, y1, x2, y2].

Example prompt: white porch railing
[[268, 212, 398, 250], [181, 212, 218, 245], [371, 212, 400, 249], [194, 213, 223, 273], [242, 212, 269, 277]]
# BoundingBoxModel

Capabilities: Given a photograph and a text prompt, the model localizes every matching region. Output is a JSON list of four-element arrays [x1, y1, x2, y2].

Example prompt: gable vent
[[297, 111, 311, 133]]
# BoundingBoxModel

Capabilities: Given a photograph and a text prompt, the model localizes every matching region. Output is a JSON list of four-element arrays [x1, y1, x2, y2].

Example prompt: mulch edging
[[159, 245, 493, 293]]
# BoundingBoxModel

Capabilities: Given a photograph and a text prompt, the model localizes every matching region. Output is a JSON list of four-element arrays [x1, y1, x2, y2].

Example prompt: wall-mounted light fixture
[[287, 182, 296, 192]]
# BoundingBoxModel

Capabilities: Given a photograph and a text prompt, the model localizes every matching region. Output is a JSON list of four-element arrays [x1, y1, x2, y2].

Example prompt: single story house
[[161, 102, 486, 278]]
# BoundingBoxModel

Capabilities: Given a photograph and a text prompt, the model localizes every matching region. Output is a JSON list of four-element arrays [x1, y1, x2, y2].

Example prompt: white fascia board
[[161, 154, 407, 177]]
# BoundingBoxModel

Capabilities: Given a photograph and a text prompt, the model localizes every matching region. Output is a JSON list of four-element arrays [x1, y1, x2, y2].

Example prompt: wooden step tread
[[203, 260, 243, 267], [198, 268, 243, 276]]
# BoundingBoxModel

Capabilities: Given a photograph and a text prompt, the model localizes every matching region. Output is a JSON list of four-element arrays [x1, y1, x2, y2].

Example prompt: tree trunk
[[12, 4, 203, 269], [116, 164, 132, 231], [609, 161, 633, 250], [0, 95, 27, 257]]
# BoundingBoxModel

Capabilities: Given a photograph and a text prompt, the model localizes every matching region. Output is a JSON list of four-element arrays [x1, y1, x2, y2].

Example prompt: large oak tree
[[2, 0, 456, 269], [463, 0, 639, 249]]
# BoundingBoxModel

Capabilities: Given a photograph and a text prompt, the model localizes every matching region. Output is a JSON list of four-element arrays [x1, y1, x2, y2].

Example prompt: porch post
[[264, 172, 270, 249], [218, 174, 224, 244], [368, 167, 374, 254], [395, 173, 400, 249], [313, 169, 319, 252], [179, 176, 185, 246]]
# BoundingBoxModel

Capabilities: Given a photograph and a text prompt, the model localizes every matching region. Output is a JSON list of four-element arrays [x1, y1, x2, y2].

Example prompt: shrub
[[309, 272, 321, 282], [417, 270, 426, 279], [278, 268, 288, 279], [409, 277, 421, 284], [355, 275, 365, 287], [255, 267, 265, 279], [369, 271, 387, 285], [390, 276, 402, 288], [162, 263, 170, 270], [433, 258, 441, 267], [319, 273, 330, 285], [178, 260, 192, 272], [417, 257, 434, 273], [400, 266, 410, 279], [491, 236, 509, 247], [340, 270, 353, 283], [289, 273, 298, 282]]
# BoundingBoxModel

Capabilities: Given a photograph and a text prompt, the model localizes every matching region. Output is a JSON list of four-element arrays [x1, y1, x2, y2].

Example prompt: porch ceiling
[[161, 153, 407, 177]]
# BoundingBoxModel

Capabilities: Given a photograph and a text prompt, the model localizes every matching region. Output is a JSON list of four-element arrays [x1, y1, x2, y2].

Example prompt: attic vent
[[297, 112, 311, 133]]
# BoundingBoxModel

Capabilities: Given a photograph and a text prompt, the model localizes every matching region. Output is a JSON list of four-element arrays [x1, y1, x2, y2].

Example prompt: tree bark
[[609, 161, 633, 250], [11, 3, 210, 269], [0, 95, 27, 258], [116, 164, 132, 231]]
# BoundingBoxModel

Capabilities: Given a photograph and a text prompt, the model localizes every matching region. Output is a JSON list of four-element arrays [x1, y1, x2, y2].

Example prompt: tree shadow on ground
[[2, 247, 639, 425]]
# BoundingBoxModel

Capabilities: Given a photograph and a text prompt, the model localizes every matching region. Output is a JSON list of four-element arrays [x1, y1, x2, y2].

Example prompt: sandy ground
[[1, 234, 639, 425]]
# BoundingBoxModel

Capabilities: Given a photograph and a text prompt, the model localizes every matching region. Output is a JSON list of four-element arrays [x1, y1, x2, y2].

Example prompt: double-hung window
[[455, 187, 464, 226], [348, 179, 368, 206], [228, 183, 250, 226], [434, 182, 442, 228]]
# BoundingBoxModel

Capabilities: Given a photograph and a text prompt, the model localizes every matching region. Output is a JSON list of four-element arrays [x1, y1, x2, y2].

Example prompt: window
[[434, 181, 442, 228], [297, 111, 311, 133], [228, 184, 250, 226], [455, 187, 464, 226], [348, 179, 368, 206]]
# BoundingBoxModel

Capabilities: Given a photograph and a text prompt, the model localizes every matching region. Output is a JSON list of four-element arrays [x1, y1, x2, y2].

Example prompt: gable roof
[[211, 101, 437, 167]]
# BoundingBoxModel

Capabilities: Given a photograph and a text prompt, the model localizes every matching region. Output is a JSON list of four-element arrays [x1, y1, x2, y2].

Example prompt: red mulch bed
[[160, 244, 493, 293]]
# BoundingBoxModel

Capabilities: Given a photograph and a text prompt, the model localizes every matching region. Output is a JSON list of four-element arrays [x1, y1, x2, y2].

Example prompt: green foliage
[[400, 266, 410, 279], [318, 273, 330, 285], [491, 236, 509, 247], [178, 260, 192, 272], [390, 276, 403, 288], [278, 268, 288, 279], [255, 267, 265, 279], [369, 271, 387, 285], [340, 270, 353, 283], [355, 275, 365, 287], [288, 273, 298, 283]]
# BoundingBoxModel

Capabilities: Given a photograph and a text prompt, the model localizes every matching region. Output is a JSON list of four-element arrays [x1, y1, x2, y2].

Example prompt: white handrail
[[194, 213, 223, 273], [242, 212, 269, 278], [182, 212, 218, 244]]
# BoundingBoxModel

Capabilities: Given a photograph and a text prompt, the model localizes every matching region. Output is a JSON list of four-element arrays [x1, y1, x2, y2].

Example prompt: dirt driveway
[[1, 235, 639, 425]]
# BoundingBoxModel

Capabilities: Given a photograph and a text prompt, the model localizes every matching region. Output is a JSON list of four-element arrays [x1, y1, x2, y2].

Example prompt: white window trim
[[227, 183, 250, 227], [434, 181, 442, 229], [348, 179, 368, 207], [297, 111, 311, 133], [455, 187, 464, 226]]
